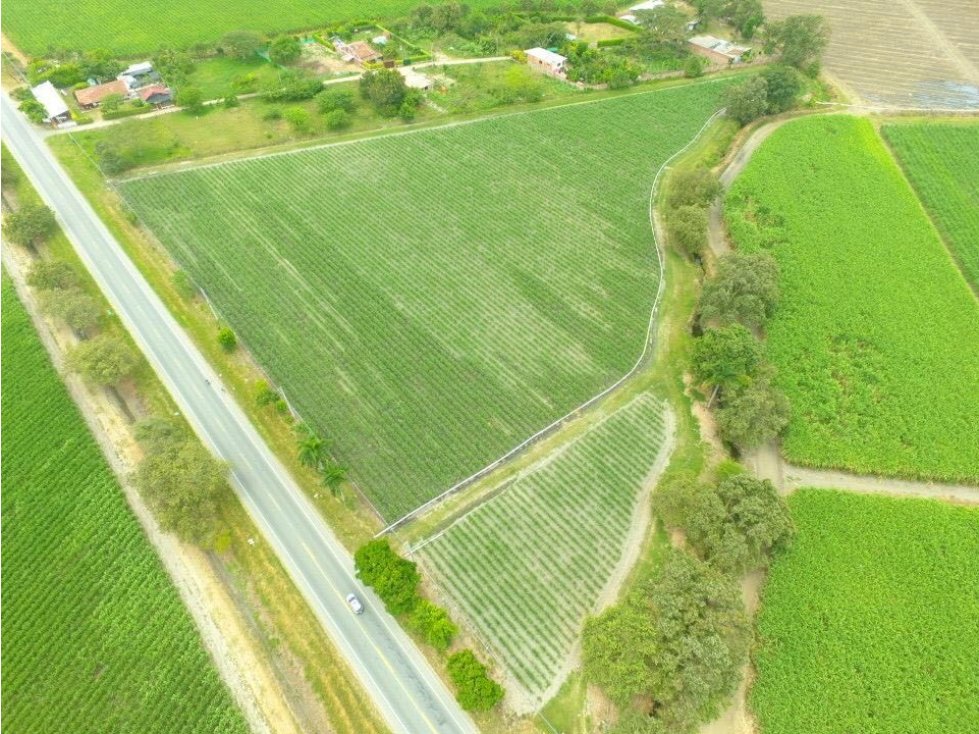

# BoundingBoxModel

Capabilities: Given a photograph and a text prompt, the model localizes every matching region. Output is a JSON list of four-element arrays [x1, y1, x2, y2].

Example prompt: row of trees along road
[[2, 180, 232, 548]]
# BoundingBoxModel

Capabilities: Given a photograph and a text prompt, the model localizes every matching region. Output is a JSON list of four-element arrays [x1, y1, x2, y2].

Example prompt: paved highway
[[1, 93, 478, 734]]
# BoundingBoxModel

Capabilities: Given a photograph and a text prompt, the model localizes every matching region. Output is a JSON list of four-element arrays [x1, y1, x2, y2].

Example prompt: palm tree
[[297, 433, 324, 469], [320, 461, 347, 498]]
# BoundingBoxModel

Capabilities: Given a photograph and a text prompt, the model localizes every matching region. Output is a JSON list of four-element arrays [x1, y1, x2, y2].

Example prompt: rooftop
[[525, 47, 567, 66], [30, 81, 69, 120], [74, 79, 128, 106]]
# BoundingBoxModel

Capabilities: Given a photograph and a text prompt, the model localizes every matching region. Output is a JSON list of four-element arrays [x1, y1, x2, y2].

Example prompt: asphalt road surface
[[1, 93, 478, 734]]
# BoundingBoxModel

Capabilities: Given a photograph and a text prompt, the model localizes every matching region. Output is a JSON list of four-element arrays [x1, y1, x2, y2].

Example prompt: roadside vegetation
[[117, 80, 732, 520], [0, 276, 249, 734], [753, 490, 979, 734], [725, 115, 979, 483], [883, 121, 979, 291], [418, 394, 671, 706]]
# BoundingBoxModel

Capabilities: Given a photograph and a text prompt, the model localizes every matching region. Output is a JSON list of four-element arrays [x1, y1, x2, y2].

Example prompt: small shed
[[688, 35, 751, 64], [30, 81, 72, 125], [525, 47, 567, 77], [75, 79, 129, 108], [139, 84, 173, 107]]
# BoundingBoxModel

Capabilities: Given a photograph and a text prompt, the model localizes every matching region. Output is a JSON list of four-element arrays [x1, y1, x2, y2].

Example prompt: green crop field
[[417, 394, 671, 706], [0, 276, 248, 734], [883, 121, 979, 291], [1, 0, 498, 56], [752, 489, 979, 734], [725, 115, 979, 484], [120, 81, 730, 520]]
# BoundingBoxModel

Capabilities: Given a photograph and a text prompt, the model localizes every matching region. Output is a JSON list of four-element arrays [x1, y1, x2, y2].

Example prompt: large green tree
[[765, 14, 830, 75], [359, 69, 409, 117], [5, 204, 57, 247], [268, 35, 302, 65], [584, 552, 750, 732], [133, 439, 229, 544], [687, 475, 795, 574], [716, 371, 790, 449], [725, 75, 768, 126], [67, 333, 139, 385], [691, 324, 765, 392], [39, 288, 102, 334], [699, 251, 780, 330]]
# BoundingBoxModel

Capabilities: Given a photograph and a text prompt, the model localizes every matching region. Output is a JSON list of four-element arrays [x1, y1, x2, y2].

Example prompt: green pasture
[[883, 121, 979, 291], [725, 115, 979, 484], [753, 489, 979, 734]]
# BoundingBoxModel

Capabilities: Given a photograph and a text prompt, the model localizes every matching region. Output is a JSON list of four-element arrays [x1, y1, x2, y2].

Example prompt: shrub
[[684, 55, 705, 78], [175, 86, 205, 114], [667, 167, 721, 208], [408, 599, 457, 652], [315, 87, 356, 114], [172, 270, 197, 300], [284, 106, 312, 133], [254, 380, 280, 407], [223, 94, 240, 108], [354, 539, 420, 615], [217, 326, 237, 352], [665, 204, 708, 258], [67, 333, 140, 385], [324, 109, 350, 131], [262, 105, 283, 121], [39, 288, 102, 334], [446, 650, 504, 711], [28, 259, 79, 290], [262, 70, 322, 102]]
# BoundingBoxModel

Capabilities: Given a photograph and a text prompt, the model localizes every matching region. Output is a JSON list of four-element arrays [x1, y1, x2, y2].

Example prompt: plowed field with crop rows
[[752, 489, 979, 734], [763, 0, 979, 108], [121, 81, 729, 520], [884, 121, 979, 291], [0, 277, 247, 734], [725, 115, 979, 484], [417, 393, 671, 708]]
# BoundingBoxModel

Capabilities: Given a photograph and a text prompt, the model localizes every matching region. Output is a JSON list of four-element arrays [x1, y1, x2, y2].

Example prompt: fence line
[[377, 107, 726, 535]]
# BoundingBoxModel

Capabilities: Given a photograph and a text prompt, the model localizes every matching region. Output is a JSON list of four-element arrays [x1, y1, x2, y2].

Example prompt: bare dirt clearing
[[763, 0, 979, 108]]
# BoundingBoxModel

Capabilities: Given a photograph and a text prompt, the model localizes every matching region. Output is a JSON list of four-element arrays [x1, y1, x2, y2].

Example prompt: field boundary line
[[379, 107, 727, 534], [121, 76, 735, 184]]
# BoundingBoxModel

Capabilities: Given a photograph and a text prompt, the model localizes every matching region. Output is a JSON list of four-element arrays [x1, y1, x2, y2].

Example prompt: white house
[[30, 81, 72, 125], [525, 47, 567, 77]]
